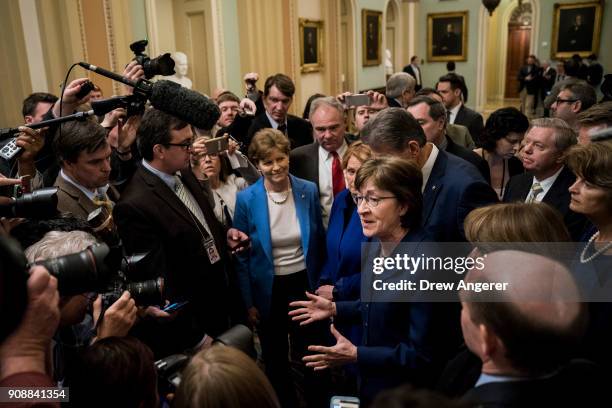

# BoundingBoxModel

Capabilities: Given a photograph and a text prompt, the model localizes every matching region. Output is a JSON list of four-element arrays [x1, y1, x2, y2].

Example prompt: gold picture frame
[[427, 11, 468, 62], [551, 1, 603, 59], [362, 9, 382, 66], [299, 19, 324, 73]]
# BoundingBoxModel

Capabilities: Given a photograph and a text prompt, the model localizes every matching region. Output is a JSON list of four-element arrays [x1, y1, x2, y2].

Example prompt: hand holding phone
[[345, 94, 370, 107], [230, 237, 251, 253], [205, 136, 230, 155], [162, 301, 189, 313]]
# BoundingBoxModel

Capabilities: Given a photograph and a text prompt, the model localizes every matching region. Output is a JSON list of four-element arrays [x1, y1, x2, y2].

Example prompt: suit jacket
[[113, 164, 234, 357], [518, 64, 541, 94], [423, 149, 498, 242], [446, 123, 475, 149], [233, 175, 325, 319], [387, 98, 402, 108], [336, 229, 462, 403], [502, 166, 591, 241], [53, 174, 119, 220], [454, 105, 484, 146], [289, 142, 319, 188], [444, 135, 490, 184], [402, 64, 422, 91], [247, 113, 313, 150]]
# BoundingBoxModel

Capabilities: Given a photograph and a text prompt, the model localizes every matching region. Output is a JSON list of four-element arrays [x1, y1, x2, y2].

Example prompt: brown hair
[[354, 156, 423, 229], [248, 128, 290, 164], [173, 345, 280, 408], [216, 91, 240, 105], [263, 73, 295, 98], [342, 141, 372, 169], [577, 101, 612, 128], [566, 141, 612, 207], [464, 202, 571, 243]]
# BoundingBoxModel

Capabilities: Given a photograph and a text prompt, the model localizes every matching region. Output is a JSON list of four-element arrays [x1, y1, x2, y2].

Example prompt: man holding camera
[[114, 108, 239, 357]]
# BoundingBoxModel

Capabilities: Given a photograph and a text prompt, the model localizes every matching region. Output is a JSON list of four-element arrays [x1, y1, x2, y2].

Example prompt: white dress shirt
[[420, 143, 440, 191], [318, 141, 348, 228], [525, 166, 564, 203], [448, 103, 461, 125]]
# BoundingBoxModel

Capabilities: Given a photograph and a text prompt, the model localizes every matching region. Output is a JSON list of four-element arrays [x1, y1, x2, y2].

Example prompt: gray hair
[[386, 72, 416, 99], [361, 107, 426, 150], [561, 81, 597, 112], [308, 96, 345, 121], [528, 118, 577, 153], [25, 230, 98, 262]]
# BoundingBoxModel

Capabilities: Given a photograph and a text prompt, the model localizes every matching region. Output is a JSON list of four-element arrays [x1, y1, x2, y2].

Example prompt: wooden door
[[505, 25, 531, 98]]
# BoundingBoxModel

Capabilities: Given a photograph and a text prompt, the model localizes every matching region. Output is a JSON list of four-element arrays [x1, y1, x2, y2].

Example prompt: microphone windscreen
[[149, 80, 220, 130]]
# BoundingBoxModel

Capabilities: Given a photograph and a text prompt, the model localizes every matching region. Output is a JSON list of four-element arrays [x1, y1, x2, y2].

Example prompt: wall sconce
[[482, 0, 501, 16]]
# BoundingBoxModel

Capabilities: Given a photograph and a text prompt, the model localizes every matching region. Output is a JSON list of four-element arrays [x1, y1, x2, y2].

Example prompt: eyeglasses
[[554, 98, 578, 105], [163, 141, 193, 150], [353, 194, 396, 208]]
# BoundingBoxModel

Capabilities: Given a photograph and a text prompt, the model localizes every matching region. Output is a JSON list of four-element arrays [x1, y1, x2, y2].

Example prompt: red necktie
[[331, 151, 345, 197]]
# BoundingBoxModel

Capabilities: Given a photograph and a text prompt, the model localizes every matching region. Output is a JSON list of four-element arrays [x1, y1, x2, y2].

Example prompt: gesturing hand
[[288, 291, 335, 325], [303, 324, 357, 370]]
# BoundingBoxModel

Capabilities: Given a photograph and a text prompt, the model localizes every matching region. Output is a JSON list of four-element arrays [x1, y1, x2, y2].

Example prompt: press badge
[[204, 237, 221, 264]]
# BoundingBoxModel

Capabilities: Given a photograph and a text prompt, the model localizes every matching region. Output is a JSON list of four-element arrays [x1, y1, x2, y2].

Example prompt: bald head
[[461, 251, 585, 376]]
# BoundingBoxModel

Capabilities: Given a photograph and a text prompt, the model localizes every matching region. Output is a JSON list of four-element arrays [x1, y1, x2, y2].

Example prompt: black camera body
[[129, 40, 175, 79], [0, 187, 58, 219]]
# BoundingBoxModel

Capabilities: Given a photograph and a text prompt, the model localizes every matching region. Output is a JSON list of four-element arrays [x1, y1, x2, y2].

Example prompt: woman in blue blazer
[[233, 129, 326, 407], [290, 157, 462, 405]]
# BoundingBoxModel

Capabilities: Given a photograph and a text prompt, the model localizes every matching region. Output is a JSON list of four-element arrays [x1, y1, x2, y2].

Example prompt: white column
[[18, 0, 48, 92]]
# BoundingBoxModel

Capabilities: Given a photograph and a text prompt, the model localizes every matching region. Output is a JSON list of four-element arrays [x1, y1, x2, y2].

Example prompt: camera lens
[[124, 277, 164, 306]]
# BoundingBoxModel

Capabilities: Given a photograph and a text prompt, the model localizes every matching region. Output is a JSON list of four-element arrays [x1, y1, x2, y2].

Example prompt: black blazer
[[454, 105, 484, 146], [502, 166, 591, 241], [402, 64, 422, 90], [387, 98, 402, 108], [289, 142, 319, 188], [445, 136, 491, 184], [113, 165, 236, 357], [247, 113, 313, 150]]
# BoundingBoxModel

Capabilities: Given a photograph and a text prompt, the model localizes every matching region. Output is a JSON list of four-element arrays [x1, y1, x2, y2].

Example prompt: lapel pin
[[432, 185, 437, 191], [301, 194, 305, 199]]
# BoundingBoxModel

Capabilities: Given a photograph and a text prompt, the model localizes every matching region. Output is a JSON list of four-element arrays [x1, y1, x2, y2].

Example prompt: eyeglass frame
[[352, 194, 396, 208], [162, 141, 193, 150], [554, 97, 578, 105]]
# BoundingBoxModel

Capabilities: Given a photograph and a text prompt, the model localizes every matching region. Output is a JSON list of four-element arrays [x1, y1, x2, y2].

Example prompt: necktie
[[447, 110, 453, 123], [92, 193, 113, 211], [528, 182, 544, 203], [174, 175, 210, 235], [331, 151, 345, 197], [277, 123, 287, 135]]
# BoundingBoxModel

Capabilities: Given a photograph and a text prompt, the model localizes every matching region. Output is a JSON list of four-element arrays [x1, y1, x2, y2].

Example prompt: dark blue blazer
[[319, 189, 367, 300], [423, 149, 498, 241], [336, 229, 462, 402], [233, 175, 325, 319]]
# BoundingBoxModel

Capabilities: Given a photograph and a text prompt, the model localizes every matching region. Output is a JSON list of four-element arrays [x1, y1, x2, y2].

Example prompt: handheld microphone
[[79, 62, 220, 129]]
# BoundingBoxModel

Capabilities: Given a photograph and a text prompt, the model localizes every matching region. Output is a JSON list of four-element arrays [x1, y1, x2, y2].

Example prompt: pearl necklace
[[580, 231, 612, 263], [267, 189, 291, 205]]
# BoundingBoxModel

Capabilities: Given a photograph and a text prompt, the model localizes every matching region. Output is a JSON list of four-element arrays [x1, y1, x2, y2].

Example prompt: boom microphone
[[78, 62, 220, 130], [149, 80, 220, 130]]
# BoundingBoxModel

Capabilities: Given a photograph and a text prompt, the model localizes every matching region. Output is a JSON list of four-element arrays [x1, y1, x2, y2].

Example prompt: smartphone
[[330, 396, 360, 408], [162, 301, 189, 313], [205, 136, 229, 155], [345, 94, 370, 107], [230, 237, 251, 252]]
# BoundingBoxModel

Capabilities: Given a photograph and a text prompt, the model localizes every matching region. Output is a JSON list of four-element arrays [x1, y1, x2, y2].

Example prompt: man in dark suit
[[503, 118, 590, 240], [290, 97, 349, 228], [361, 108, 497, 242], [402, 56, 422, 91], [541, 61, 557, 116], [114, 109, 241, 357], [460, 251, 591, 407], [437, 73, 484, 145], [385, 72, 416, 108], [407, 96, 490, 184], [517, 55, 541, 118], [247, 73, 312, 150]]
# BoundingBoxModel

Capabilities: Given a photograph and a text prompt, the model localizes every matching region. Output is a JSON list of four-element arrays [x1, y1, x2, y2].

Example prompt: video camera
[[129, 40, 175, 79]]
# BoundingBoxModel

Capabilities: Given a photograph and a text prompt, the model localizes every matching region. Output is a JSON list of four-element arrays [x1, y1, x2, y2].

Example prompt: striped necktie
[[174, 175, 210, 235], [528, 182, 544, 203]]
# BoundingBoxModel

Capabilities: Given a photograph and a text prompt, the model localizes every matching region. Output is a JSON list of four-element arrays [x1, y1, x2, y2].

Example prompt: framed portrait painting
[[427, 11, 468, 62], [362, 9, 382, 66], [299, 19, 323, 73], [551, 1, 603, 59]]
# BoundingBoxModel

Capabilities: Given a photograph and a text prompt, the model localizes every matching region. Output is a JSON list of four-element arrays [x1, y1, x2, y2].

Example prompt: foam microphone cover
[[149, 80, 220, 130]]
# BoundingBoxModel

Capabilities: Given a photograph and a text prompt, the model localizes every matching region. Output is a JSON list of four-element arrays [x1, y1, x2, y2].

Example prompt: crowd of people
[[0, 50, 611, 408]]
